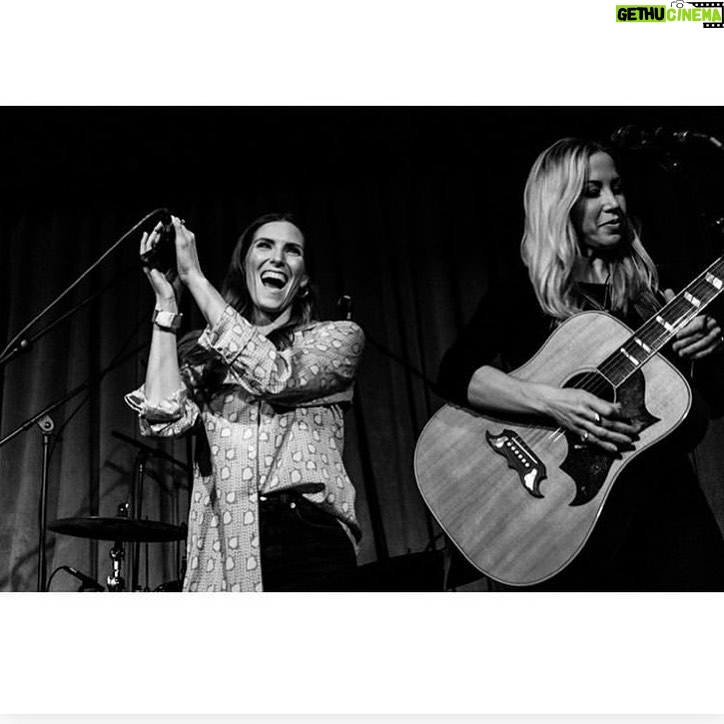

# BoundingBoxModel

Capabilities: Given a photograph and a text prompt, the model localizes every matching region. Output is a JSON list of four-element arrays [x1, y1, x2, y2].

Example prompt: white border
[[1, 592, 723, 714], [0, 1, 722, 105], [2, 0, 724, 716]]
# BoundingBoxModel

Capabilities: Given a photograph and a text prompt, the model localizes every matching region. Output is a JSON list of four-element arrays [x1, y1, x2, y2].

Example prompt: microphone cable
[[0, 207, 170, 366]]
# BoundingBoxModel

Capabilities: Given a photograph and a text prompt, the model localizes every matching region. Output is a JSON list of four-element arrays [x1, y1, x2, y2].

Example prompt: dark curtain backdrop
[[2, 107, 724, 592]]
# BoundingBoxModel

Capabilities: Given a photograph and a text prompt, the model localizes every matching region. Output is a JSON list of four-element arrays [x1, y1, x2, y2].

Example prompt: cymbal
[[49, 516, 186, 542]]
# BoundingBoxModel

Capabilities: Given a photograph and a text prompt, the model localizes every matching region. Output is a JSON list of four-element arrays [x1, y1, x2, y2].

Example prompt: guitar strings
[[540, 286, 715, 445], [524, 257, 724, 449], [544, 294, 701, 444]]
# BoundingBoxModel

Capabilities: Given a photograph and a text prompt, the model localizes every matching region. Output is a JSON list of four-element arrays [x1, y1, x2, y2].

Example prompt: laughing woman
[[126, 213, 365, 592]]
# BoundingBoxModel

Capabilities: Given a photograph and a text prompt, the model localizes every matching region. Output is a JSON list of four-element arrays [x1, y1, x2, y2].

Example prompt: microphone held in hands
[[140, 208, 178, 275]]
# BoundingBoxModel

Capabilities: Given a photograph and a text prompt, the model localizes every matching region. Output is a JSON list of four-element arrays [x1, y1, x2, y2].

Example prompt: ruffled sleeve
[[198, 304, 365, 404], [124, 384, 200, 437]]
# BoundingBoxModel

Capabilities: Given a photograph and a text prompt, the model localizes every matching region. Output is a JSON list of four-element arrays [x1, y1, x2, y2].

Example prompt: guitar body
[[415, 311, 692, 586]]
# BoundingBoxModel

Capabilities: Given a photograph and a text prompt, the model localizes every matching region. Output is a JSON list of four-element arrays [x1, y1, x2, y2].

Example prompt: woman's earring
[[298, 285, 309, 299]]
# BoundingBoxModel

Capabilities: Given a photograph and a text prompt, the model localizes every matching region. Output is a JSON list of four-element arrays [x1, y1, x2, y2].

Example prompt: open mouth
[[260, 271, 288, 290]]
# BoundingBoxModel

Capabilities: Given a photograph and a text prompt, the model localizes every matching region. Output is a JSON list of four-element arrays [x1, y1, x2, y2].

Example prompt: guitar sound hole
[[563, 370, 615, 403]]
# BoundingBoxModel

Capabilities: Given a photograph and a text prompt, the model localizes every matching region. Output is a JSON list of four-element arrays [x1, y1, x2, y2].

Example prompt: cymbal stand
[[130, 448, 149, 591], [36, 415, 55, 592], [106, 502, 129, 592], [106, 542, 126, 592], [112, 429, 189, 590]]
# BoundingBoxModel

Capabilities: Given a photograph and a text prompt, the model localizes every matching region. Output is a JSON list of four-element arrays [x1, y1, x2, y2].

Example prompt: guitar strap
[[573, 282, 664, 322], [572, 282, 608, 312]]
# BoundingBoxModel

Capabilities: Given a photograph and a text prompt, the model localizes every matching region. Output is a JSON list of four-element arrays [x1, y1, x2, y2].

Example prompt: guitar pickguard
[[561, 368, 659, 506]]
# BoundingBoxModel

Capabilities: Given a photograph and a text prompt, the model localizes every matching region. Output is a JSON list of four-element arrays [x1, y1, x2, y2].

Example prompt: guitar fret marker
[[684, 292, 701, 308], [655, 315, 676, 334], [706, 272, 723, 290], [633, 337, 651, 354], [620, 348, 640, 367]]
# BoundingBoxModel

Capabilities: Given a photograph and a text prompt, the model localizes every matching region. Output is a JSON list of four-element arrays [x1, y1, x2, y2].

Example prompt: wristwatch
[[152, 308, 183, 332]]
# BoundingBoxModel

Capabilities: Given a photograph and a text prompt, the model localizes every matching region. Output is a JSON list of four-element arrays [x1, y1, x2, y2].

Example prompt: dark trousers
[[259, 491, 358, 592]]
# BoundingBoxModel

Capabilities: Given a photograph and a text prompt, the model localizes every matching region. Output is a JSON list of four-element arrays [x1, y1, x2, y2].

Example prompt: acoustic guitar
[[415, 255, 724, 586]]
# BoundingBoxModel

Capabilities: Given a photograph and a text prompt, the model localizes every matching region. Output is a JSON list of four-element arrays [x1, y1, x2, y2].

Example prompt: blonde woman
[[439, 138, 724, 590]]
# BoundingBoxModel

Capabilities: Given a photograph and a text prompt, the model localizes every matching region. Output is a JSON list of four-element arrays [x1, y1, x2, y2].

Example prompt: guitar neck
[[597, 254, 724, 388]]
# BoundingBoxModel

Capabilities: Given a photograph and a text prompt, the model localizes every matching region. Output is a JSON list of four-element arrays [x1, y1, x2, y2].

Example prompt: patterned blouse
[[125, 304, 365, 592]]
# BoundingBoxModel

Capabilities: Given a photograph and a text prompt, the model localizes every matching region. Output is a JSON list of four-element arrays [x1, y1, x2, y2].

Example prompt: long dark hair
[[178, 213, 318, 402], [221, 212, 317, 341]]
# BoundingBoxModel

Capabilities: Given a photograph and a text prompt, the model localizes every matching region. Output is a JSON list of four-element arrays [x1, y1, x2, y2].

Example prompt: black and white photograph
[[1, 1, 724, 719], [3, 107, 724, 595]]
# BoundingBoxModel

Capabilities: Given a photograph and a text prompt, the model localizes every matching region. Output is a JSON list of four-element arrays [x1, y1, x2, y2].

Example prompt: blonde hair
[[520, 138, 659, 321]]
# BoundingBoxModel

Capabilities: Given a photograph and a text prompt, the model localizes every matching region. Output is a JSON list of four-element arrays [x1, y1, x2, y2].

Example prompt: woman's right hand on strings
[[537, 385, 639, 453], [140, 221, 178, 307]]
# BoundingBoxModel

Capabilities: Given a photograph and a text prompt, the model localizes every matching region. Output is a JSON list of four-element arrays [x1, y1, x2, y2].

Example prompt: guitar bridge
[[486, 429, 547, 499]]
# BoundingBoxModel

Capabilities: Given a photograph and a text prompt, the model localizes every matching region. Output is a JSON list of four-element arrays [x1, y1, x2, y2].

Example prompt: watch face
[[154, 310, 181, 330]]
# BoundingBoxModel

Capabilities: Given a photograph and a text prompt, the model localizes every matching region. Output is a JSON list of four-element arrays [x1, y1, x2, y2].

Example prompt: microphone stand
[[36, 415, 55, 592], [0, 208, 169, 368], [0, 343, 145, 452], [111, 430, 188, 590], [0, 209, 169, 592], [130, 447, 149, 591], [0, 342, 146, 591], [0, 265, 138, 368]]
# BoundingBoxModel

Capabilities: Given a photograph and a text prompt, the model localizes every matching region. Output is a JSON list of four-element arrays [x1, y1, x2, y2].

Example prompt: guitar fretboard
[[597, 255, 724, 388]]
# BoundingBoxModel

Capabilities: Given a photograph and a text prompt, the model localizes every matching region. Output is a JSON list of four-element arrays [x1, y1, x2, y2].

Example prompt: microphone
[[337, 295, 353, 321], [611, 125, 724, 151], [62, 565, 105, 592], [139, 208, 177, 274]]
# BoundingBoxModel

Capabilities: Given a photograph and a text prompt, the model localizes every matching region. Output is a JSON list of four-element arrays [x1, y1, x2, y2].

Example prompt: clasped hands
[[140, 216, 205, 304]]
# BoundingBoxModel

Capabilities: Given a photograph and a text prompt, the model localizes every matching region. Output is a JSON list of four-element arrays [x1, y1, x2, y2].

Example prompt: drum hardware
[[49, 500, 186, 592], [111, 430, 187, 470], [131, 447, 147, 591], [108, 501, 129, 593], [48, 514, 187, 542], [107, 543, 126, 592], [111, 431, 188, 588], [0, 209, 179, 593]]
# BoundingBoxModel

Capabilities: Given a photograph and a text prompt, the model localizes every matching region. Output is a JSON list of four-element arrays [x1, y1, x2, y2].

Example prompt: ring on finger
[[580, 430, 589, 443], [593, 412, 601, 425]]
